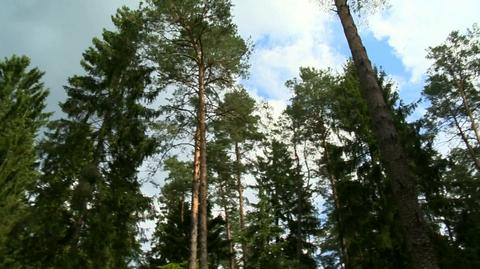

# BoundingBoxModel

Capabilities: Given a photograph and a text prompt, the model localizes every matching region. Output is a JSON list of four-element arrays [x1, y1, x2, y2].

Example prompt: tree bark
[[188, 127, 201, 269], [235, 142, 247, 268], [224, 204, 236, 269], [198, 66, 209, 269], [452, 112, 480, 171], [333, 1, 439, 268]]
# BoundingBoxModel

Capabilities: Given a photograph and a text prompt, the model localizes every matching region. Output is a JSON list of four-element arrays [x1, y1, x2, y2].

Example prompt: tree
[[213, 87, 262, 267], [248, 140, 320, 268], [207, 139, 238, 269], [20, 7, 156, 268], [0, 55, 50, 267], [148, 157, 229, 269], [286, 64, 412, 268], [423, 24, 480, 171], [144, 1, 249, 268], [330, 1, 439, 267]]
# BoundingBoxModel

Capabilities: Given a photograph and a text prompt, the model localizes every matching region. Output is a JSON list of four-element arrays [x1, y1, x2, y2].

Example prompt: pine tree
[[212, 87, 262, 267], [144, 1, 249, 268], [148, 157, 229, 269], [330, 1, 439, 267], [423, 24, 480, 171]]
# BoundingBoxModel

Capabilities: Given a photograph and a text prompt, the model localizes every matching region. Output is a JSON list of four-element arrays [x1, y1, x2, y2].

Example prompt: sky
[[2, 0, 479, 244], [2, 0, 479, 116]]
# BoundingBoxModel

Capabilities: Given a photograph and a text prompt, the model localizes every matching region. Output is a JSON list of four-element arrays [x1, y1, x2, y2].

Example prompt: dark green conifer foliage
[[148, 157, 229, 269], [0, 55, 50, 267], [247, 140, 320, 269], [19, 7, 157, 268], [144, 2, 249, 268]]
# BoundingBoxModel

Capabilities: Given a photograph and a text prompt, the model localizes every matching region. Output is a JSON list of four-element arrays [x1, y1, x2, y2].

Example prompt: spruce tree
[[21, 7, 156, 268], [0, 55, 50, 267]]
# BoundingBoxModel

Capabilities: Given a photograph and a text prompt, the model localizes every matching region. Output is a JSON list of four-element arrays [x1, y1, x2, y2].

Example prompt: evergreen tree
[[423, 24, 480, 171], [144, 1, 249, 268], [0, 55, 50, 267], [212, 87, 262, 267], [148, 157, 229, 269], [330, 1, 439, 267], [19, 7, 156, 268], [247, 140, 320, 268]]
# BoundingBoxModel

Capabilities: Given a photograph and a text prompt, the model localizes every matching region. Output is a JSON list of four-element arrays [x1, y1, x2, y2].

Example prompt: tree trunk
[[234, 142, 247, 268], [198, 67, 209, 269], [322, 139, 349, 269], [333, 1, 439, 268], [293, 141, 304, 260], [224, 204, 236, 269], [452, 112, 480, 171], [453, 74, 480, 146], [188, 128, 201, 269]]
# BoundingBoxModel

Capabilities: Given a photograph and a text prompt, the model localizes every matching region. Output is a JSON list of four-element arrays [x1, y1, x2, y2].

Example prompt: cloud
[[232, 0, 346, 102], [0, 0, 139, 116], [368, 0, 480, 82]]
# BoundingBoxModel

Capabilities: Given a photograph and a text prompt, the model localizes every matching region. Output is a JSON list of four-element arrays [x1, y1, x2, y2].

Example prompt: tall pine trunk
[[189, 127, 201, 269], [234, 142, 247, 268], [333, 1, 439, 268], [198, 66, 209, 269]]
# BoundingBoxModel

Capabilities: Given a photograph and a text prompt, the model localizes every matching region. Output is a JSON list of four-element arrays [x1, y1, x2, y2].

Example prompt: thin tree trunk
[[293, 141, 304, 260], [333, 1, 439, 268], [452, 74, 480, 146], [180, 193, 185, 224], [189, 127, 201, 269], [452, 112, 480, 170], [224, 204, 236, 269], [234, 142, 247, 268], [322, 139, 349, 269], [198, 67, 209, 269]]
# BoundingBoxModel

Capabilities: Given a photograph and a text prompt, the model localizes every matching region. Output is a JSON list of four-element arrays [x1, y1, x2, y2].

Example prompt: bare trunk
[[188, 128, 201, 269], [180, 193, 185, 224], [198, 68, 209, 269], [322, 139, 349, 269], [224, 204, 236, 269], [452, 113, 480, 171], [234, 142, 247, 268], [293, 142, 304, 260], [453, 75, 480, 146], [334, 1, 439, 268]]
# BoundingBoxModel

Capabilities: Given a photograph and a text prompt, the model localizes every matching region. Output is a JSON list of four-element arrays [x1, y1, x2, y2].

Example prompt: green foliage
[[247, 140, 320, 268], [286, 62, 413, 268], [148, 157, 229, 268], [0, 55, 50, 267], [424, 23, 480, 172], [158, 261, 188, 269], [14, 7, 157, 268]]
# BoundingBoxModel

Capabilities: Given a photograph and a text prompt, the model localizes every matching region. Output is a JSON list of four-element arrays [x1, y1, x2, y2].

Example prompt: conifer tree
[[21, 7, 156, 268], [329, 1, 439, 267], [0, 55, 49, 267], [144, 1, 249, 268]]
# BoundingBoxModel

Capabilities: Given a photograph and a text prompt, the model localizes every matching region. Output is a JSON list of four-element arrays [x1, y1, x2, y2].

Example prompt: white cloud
[[232, 0, 345, 102], [369, 0, 480, 82]]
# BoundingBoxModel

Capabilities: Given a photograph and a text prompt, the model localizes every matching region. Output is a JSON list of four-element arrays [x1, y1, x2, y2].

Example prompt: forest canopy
[[0, 1, 479, 269]]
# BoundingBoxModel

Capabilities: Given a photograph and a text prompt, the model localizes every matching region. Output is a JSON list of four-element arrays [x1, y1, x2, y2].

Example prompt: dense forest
[[1, 0, 479, 268]]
